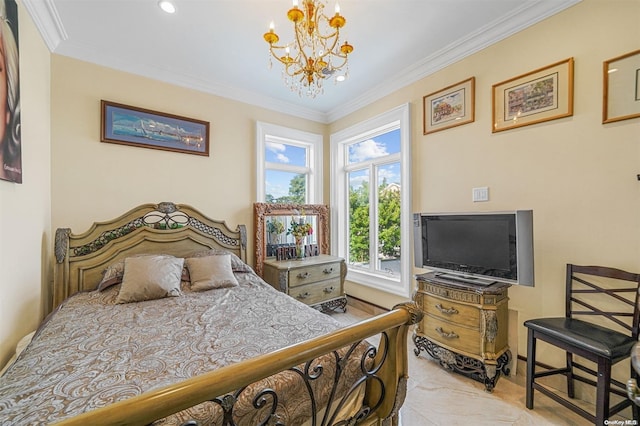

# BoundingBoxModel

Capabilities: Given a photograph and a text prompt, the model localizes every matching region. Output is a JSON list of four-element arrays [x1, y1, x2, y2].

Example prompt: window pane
[[265, 141, 307, 167], [377, 162, 401, 276], [348, 129, 400, 164], [348, 169, 370, 267], [265, 170, 307, 203]]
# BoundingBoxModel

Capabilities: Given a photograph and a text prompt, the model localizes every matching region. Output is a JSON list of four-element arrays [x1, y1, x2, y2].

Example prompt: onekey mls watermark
[[604, 421, 638, 425]]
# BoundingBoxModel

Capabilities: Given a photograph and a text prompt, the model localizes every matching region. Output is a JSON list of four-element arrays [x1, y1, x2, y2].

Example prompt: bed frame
[[52, 202, 422, 426]]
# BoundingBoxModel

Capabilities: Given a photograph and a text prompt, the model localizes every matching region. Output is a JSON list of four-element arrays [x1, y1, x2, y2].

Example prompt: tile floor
[[331, 305, 630, 426]]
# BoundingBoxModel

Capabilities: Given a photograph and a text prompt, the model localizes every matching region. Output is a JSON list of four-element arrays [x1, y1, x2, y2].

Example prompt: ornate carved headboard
[[53, 202, 247, 311]]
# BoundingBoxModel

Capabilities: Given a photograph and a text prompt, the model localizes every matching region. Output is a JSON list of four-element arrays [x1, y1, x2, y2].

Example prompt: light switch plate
[[472, 187, 489, 202]]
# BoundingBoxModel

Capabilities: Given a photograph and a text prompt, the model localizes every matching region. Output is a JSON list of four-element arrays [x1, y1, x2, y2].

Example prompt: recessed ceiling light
[[159, 1, 176, 14], [336, 75, 346, 82]]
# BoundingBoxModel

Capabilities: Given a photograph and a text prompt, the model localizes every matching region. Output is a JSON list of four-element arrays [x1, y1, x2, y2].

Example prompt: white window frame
[[256, 121, 323, 203], [330, 104, 411, 297]]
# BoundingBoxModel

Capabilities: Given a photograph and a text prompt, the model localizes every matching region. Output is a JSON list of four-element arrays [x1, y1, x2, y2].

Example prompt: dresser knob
[[297, 272, 310, 279], [435, 327, 459, 339], [323, 267, 334, 274], [323, 286, 335, 293], [297, 292, 311, 300], [435, 303, 458, 315]]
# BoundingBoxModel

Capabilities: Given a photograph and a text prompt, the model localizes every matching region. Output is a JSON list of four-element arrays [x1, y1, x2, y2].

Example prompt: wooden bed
[[0, 202, 421, 425]]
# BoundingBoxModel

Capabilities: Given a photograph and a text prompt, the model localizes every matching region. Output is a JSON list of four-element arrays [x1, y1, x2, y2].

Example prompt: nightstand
[[413, 272, 511, 392], [262, 254, 347, 313]]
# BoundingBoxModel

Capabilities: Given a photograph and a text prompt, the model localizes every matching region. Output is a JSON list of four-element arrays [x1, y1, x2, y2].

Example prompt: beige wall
[[50, 56, 325, 269], [331, 0, 640, 358], [0, 2, 51, 366]]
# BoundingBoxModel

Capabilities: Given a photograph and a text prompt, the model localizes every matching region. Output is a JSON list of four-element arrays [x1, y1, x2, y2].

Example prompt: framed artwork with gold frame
[[423, 77, 475, 135], [492, 58, 574, 133], [603, 49, 640, 124]]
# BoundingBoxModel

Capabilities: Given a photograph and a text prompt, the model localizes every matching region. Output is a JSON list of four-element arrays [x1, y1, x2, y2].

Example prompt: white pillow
[[185, 254, 239, 292], [115, 255, 184, 304]]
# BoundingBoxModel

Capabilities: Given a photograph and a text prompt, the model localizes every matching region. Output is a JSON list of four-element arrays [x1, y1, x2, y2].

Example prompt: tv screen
[[413, 211, 534, 286]]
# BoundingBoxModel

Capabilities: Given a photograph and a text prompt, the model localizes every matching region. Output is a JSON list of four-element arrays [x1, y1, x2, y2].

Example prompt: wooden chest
[[413, 272, 511, 392], [262, 254, 347, 313]]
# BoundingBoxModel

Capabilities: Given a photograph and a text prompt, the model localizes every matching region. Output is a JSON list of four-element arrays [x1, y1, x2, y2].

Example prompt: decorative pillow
[[185, 254, 239, 292], [97, 260, 126, 291], [115, 255, 184, 304], [97, 254, 189, 291], [189, 249, 252, 273]]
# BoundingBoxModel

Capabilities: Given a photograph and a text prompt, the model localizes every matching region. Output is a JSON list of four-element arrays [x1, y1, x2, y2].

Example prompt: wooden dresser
[[413, 272, 511, 392], [262, 254, 348, 313]]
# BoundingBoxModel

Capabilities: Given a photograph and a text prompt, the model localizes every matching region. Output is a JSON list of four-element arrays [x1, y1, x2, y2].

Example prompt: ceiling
[[23, 0, 580, 123]]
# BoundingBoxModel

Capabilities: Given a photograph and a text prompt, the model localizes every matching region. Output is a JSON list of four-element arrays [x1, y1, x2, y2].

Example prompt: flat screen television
[[413, 211, 534, 286]]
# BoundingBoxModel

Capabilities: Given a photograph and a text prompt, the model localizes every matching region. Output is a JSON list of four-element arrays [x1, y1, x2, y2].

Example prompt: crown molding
[[24, 0, 580, 125], [21, 0, 67, 51]]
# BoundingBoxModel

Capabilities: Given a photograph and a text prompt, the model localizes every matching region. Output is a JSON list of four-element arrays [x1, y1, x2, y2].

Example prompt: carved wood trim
[[254, 203, 329, 277]]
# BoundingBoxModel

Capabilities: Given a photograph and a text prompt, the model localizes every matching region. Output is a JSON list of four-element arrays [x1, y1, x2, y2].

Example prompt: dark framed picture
[[492, 58, 574, 133], [0, 0, 21, 183], [101, 100, 210, 156], [423, 77, 475, 134], [603, 49, 640, 124]]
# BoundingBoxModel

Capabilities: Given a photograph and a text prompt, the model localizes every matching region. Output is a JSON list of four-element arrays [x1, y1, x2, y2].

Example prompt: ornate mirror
[[254, 203, 329, 276]]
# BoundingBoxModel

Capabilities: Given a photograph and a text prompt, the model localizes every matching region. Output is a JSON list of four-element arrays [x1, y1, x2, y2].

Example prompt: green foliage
[[378, 186, 401, 257], [348, 180, 370, 263], [348, 179, 401, 264]]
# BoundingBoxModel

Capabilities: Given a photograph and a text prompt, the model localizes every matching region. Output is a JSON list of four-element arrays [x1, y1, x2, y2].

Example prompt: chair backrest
[[565, 264, 640, 339]]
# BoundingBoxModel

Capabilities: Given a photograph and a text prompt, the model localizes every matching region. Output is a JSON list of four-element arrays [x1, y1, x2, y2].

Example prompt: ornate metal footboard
[[54, 303, 422, 426]]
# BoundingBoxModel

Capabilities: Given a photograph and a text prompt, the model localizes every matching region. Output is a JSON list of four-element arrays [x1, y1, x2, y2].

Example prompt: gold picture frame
[[492, 58, 574, 133], [603, 49, 640, 124], [423, 77, 475, 134]]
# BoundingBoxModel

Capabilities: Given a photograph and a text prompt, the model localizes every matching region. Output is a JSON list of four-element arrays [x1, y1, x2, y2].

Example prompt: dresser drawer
[[290, 278, 342, 305], [422, 315, 481, 355], [288, 262, 341, 287], [419, 292, 480, 329]]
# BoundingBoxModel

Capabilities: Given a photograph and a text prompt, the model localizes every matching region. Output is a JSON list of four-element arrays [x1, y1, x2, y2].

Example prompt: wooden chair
[[524, 264, 640, 425]]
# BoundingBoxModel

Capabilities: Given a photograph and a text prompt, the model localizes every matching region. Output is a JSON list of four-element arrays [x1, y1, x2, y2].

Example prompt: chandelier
[[263, 0, 354, 98]]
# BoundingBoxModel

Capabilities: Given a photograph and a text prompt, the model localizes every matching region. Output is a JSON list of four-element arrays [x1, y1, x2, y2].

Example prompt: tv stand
[[434, 272, 496, 286], [413, 272, 511, 392]]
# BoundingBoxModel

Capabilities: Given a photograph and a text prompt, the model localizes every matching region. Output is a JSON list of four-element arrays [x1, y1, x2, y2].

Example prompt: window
[[256, 122, 323, 203], [330, 104, 411, 297]]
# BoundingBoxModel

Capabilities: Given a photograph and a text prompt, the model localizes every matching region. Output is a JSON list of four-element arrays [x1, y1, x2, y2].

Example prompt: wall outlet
[[472, 187, 489, 202]]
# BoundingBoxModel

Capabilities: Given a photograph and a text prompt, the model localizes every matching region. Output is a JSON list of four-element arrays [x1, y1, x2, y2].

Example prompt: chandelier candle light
[[263, 0, 354, 98]]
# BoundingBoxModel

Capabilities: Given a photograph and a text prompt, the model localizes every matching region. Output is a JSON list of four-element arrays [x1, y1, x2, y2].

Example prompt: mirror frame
[[254, 203, 329, 276]]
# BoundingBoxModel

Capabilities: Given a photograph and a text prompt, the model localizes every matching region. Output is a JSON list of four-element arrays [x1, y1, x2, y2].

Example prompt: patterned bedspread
[[0, 269, 371, 425]]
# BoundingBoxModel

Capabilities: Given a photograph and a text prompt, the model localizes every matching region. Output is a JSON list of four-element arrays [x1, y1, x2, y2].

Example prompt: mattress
[[0, 268, 370, 425]]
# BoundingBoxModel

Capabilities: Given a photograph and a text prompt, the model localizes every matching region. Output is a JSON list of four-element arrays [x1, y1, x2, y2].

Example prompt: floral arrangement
[[288, 216, 313, 238], [266, 219, 285, 235]]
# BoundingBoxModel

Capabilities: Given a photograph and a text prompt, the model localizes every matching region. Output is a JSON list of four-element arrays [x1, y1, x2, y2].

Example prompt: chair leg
[[632, 361, 639, 421], [566, 350, 575, 398], [526, 328, 536, 409], [596, 357, 611, 426]]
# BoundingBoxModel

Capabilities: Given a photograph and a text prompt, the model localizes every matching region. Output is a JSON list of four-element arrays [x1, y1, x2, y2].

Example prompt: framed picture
[[423, 77, 475, 134], [101, 100, 210, 156], [0, 0, 21, 183], [603, 49, 640, 124], [492, 58, 574, 133]]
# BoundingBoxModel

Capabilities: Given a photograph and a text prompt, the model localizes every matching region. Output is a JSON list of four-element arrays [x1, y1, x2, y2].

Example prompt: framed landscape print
[[101, 101, 210, 156], [603, 49, 640, 124], [492, 58, 574, 133], [423, 77, 475, 134]]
